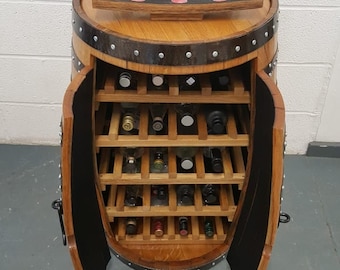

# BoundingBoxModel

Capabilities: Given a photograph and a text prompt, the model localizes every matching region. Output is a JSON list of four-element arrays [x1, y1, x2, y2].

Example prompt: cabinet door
[[61, 66, 111, 270], [227, 71, 285, 269]]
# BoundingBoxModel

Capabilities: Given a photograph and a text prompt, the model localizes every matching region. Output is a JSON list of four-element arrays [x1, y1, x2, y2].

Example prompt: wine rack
[[93, 59, 251, 246]]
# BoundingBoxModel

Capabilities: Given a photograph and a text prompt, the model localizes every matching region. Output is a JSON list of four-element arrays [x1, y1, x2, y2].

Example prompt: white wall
[[0, 0, 339, 153], [0, 0, 72, 145], [277, 0, 340, 153]]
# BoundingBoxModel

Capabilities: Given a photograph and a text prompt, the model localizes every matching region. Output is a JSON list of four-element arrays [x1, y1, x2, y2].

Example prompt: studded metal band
[[72, 1, 278, 67], [264, 49, 278, 77], [71, 45, 85, 72], [109, 248, 228, 270]]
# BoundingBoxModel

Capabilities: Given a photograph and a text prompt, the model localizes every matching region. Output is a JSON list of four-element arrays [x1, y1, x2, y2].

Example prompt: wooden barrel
[[59, 0, 285, 269]]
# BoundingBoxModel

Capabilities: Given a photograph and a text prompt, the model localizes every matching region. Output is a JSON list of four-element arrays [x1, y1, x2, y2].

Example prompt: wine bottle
[[179, 75, 200, 91], [201, 184, 220, 205], [175, 147, 197, 171], [203, 147, 224, 173], [150, 104, 167, 132], [174, 103, 199, 128], [179, 216, 189, 236], [176, 184, 194, 206], [120, 147, 143, 173], [151, 185, 168, 206], [150, 148, 168, 173], [125, 185, 143, 206], [120, 102, 140, 133], [210, 70, 229, 91], [203, 104, 227, 134], [152, 217, 165, 237], [152, 74, 165, 87], [204, 218, 214, 238], [119, 72, 132, 88], [117, 70, 137, 89], [126, 217, 138, 235]]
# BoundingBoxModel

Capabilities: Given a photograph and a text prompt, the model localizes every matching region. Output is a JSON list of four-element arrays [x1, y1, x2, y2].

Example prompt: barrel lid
[[92, 0, 264, 19], [72, 0, 278, 71]]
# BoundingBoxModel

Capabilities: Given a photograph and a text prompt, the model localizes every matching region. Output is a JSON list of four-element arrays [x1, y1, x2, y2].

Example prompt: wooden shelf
[[94, 103, 250, 147], [113, 216, 230, 245], [95, 68, 250, 104], [97, 147, 246, 186]]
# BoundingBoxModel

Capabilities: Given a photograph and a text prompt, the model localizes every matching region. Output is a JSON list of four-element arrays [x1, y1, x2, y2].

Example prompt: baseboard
[[306, 141, 340, 158]]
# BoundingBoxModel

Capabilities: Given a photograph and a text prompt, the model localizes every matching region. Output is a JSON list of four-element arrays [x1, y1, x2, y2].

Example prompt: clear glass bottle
[[174, 103, 199, 128], [150, 148, 168, 173], [120, 147, 144, 173], [175, 147, 197, 171], [120, 102, 140, 133], [119, 72, 132, 88], [117, 70, 137, 90]]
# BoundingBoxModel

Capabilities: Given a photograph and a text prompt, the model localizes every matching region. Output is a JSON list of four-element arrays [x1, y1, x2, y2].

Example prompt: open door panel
[[227, 70, 285, 269], [61, 66, 111, 270]]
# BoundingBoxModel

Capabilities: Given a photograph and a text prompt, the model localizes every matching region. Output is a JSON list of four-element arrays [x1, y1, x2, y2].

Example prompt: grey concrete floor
[[0, 144, 339, 270]]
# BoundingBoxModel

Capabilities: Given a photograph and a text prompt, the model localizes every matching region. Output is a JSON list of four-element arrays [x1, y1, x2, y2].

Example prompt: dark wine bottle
[[120, 147, 143, 173], [201, 184, 220, 205], [204, 218, 214, 238], [152, 217, 165, 237], [203, 104, 227, 134], [151, 185, 168, 206], [176, 184, 194, 206], [203, 147, 224, 173], [126, 217, 138, 235], [178, 75, 200, 91], [210, 70, 229, 91], [179, 216, 189, 236], [150, 104, 167, 132], [125, 185, 143, 206]]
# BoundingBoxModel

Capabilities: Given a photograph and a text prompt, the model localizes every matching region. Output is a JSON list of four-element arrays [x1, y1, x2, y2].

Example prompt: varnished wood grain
[[93, 0, 264, 20]]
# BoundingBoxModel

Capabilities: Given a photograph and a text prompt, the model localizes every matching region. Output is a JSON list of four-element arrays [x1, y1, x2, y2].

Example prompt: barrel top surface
[[80, 0, 274, 43], [73, 0, 278, 69]]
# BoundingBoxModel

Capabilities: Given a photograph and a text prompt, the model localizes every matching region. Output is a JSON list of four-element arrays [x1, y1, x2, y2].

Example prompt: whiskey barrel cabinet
[[54, 0, 289, 269]]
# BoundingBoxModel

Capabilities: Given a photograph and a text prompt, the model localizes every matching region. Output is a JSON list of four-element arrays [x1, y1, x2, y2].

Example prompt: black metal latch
[[51, 198, 67, 245]]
